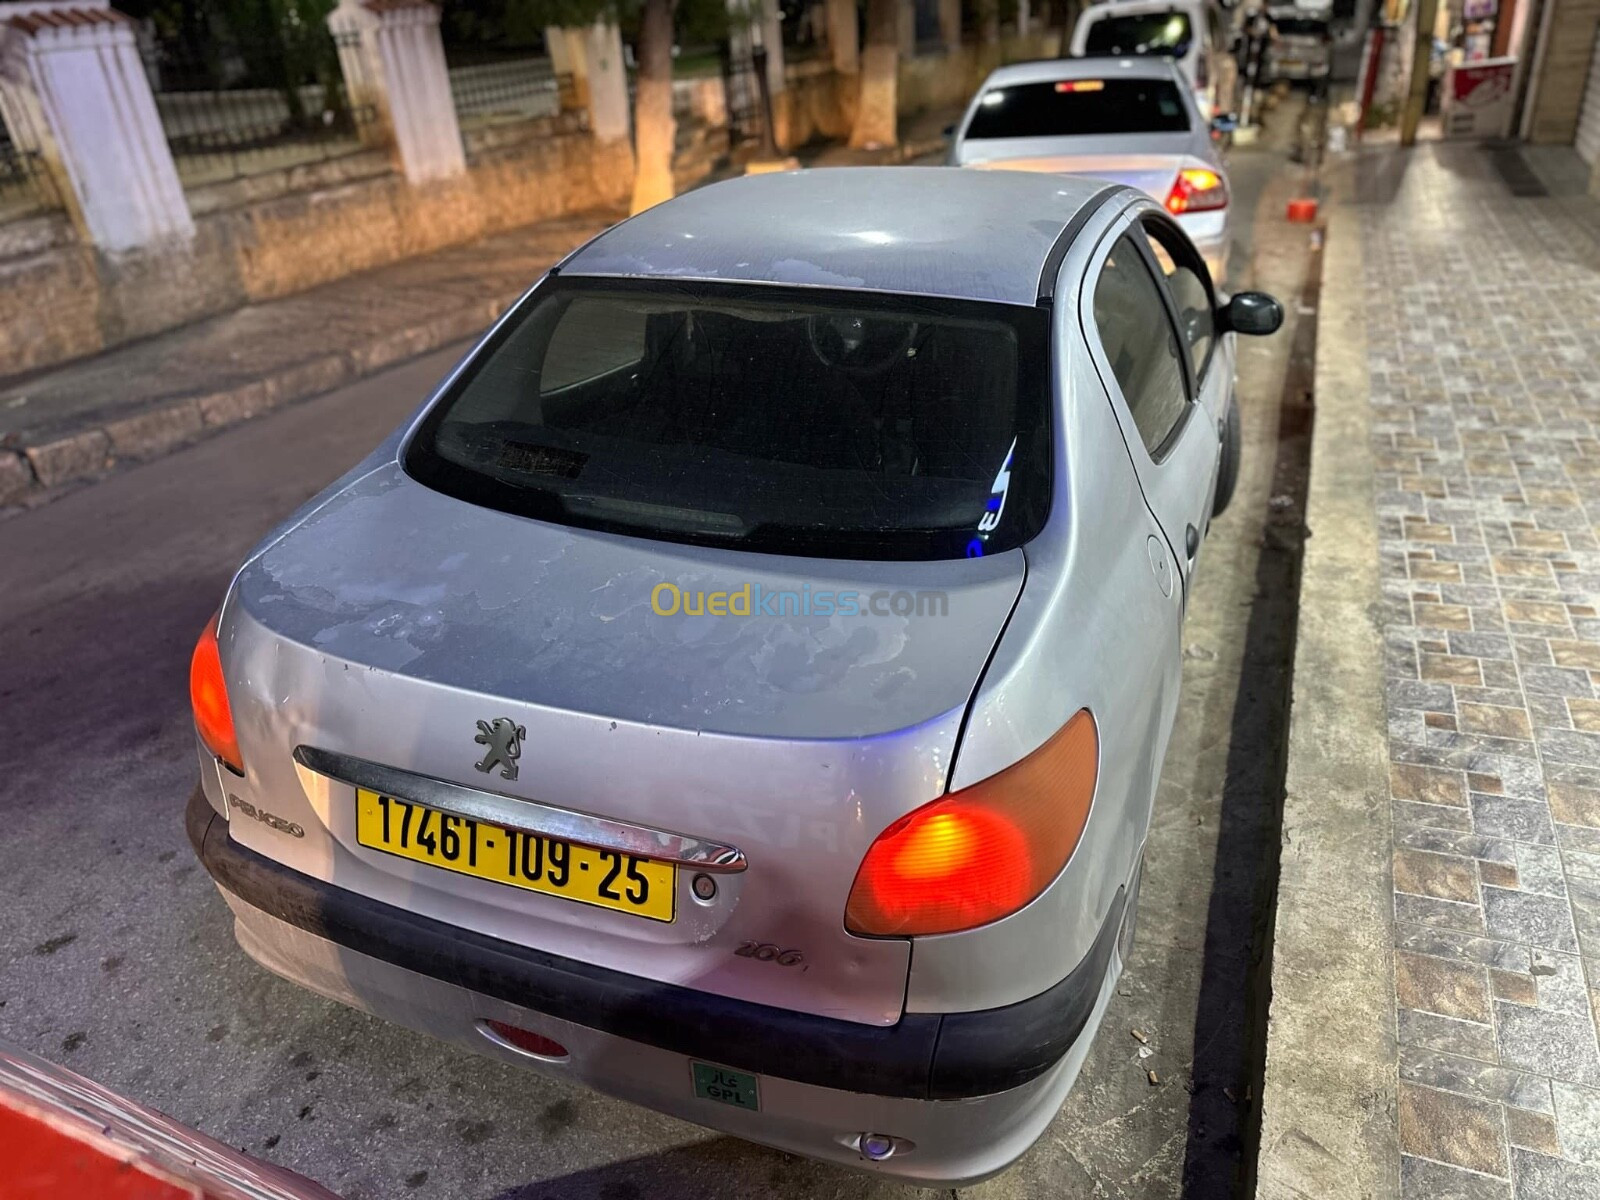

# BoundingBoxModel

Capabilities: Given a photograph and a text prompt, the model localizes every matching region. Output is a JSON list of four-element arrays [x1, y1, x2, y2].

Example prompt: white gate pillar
[[0, 0, 192, 250], [328, 0, 464, 184], [578, 20, 629, 143]]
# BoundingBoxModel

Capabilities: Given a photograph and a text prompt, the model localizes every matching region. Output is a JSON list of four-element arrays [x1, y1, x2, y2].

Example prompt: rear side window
[[1142, 229, 1215, 376], [1093, 236, 1190, 455], [1083, 11, 1193, 57], [405, 279, 1052, 561], [964, 79, 1191, 138]]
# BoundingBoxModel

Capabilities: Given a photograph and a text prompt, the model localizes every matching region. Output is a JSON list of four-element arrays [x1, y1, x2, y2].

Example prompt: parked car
[[185, 169, 1281, 1188], [1070, 0, 1230, 115], [1265, 7, 1333, 80], [950, 57, 1235, 283], [0, 1042, 340, 1199]]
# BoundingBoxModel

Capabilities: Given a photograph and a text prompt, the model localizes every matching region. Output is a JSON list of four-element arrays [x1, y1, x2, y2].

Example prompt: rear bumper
[[187, 786, 1119, 1100], [187, 786, 1123, 1182]]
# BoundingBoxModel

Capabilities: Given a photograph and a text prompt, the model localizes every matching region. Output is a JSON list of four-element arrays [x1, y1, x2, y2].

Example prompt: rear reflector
[[845, 710, 1099, 937], [481, 1020, 569, 1060], [1055, 80, 1105, 93], [190, 614, 242, 775], [1165, 167, 1229, 215]]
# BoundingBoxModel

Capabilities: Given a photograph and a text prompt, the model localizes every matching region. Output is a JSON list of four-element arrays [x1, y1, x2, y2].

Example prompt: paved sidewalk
[[1264, 139, 1600, 1199], [0, 110, 957, 509]]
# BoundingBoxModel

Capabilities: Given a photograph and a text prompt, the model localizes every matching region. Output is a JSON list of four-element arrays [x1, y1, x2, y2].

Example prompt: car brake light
[[1054, 80, 1105, 92], [1166, 167, 1228, 214], [844, 710, 1098, 937], [190, 613, 243, 774]]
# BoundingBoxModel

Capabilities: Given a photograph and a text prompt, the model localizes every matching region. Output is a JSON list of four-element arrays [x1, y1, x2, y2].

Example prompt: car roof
[[980, 55, 1184, 86], [1079, 0, 1209, 16], [560, 167, 1121, 307]]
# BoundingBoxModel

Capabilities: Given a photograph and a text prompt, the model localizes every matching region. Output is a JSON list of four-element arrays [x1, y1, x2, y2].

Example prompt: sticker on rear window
[[496, 442, 588, 479]]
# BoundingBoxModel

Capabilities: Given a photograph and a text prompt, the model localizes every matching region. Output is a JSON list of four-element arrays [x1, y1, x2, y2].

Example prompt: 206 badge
[[474, 717, 527, 781]]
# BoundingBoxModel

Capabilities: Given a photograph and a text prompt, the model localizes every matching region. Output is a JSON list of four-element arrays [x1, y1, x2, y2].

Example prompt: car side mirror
[[1219, 291, 1284, 336]]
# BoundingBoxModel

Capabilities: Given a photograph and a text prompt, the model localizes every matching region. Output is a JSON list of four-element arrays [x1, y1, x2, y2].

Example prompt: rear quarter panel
[[903, 211, 1183, 1012]]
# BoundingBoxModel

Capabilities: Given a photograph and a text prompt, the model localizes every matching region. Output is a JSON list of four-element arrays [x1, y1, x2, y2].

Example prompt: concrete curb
[[0, 291, 517, 508], [1254, 203, 1400, 1195]]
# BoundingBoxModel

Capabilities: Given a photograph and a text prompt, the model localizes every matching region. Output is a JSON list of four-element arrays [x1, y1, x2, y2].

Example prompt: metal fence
[[0, 106, 62, 221], [719, 44, 764, 146], [779, 0, 828, 61], [446, 55, 572, 125], [139, 24, 378, 188]]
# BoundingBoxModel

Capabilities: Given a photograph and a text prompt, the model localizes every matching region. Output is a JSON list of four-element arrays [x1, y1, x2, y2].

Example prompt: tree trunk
[[978, 0, 1000, 45], [850, 0, 898, 149], [630, 0, 676, 213], [1059, 0, 1081, 44], [826, 0, 860, 74]]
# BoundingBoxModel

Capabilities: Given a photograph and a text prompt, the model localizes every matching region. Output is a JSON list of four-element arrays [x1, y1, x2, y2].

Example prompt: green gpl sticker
[[692, 1061, 760, 1111]]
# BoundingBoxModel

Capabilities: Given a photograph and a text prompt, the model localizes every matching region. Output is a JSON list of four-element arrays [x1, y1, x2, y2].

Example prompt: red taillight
[[190, 614, 242, 774], [1165, 167, 1228, 214], [845, 710, 1099, 937], [1055, 79, 1105, 93]]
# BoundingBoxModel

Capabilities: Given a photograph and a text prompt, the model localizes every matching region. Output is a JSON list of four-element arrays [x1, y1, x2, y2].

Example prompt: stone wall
[[776, 31, 1062, 147], [0, 122, 632, 379], [0, 36, 1063, 381]]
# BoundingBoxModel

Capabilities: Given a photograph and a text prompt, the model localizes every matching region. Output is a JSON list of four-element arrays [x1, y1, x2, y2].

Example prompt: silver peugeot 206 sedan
[[184, 168, 1281, 1186]]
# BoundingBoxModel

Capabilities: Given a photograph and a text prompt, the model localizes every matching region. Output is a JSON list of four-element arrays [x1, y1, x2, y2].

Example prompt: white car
[[1071, 0, 1230, 116], [949, 57, 1234, 282]]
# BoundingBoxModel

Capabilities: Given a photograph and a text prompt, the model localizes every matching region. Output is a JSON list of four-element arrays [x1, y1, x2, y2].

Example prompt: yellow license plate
[[355, 789, 676, 922]]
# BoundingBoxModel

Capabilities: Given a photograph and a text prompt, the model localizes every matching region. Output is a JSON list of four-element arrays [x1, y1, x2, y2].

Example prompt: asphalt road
[[0, 100, 1319, 1200]]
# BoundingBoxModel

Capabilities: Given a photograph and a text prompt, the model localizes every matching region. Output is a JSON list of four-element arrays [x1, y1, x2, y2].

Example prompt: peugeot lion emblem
[[473, 717, 527, 781]]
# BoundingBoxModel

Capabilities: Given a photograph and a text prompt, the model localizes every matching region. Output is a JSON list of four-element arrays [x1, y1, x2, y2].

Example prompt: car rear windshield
[[964, 78, 1190, 138], [404, 279, 1052, 561], [1082, 11, 1193, 57]]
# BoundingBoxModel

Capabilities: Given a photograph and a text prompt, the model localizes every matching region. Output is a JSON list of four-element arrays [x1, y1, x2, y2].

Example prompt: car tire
[[1213, 400, 1242, 517]]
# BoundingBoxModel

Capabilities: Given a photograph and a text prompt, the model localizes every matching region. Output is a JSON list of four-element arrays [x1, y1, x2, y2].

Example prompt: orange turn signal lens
[[190, 613, 242, 774], [845, 710, 1099, 937]]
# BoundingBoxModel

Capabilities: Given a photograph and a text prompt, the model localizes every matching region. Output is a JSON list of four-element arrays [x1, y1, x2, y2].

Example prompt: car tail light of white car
[[1165, 167, 1229, 215]]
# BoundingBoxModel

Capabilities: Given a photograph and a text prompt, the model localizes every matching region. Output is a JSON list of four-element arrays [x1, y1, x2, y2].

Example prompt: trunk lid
[[961, 133, 1205, 208], [217, 463, 1025, 1025]]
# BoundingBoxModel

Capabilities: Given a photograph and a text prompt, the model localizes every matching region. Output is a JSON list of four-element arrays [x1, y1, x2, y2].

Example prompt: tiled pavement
[[1364, 143, 1600, 1195]]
